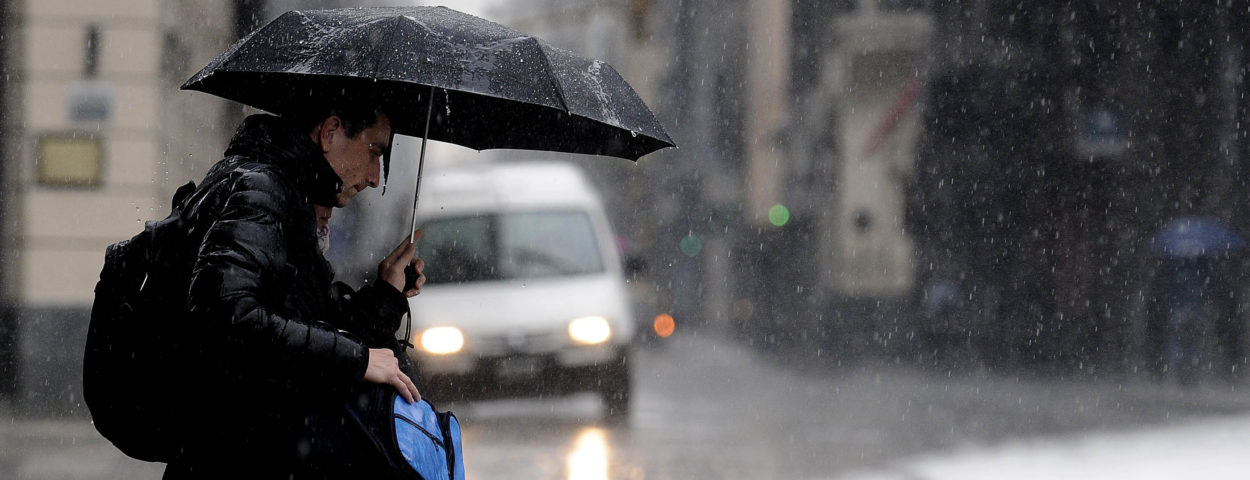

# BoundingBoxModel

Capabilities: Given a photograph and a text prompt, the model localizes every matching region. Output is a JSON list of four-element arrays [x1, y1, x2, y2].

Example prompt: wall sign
[[37, 134, 101, 186]]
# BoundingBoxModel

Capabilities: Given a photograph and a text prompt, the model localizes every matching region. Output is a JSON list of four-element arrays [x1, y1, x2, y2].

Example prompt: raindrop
[[630, 131, 637, 138]]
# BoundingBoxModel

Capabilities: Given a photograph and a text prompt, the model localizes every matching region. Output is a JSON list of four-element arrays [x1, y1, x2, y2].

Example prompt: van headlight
[[568, 316, 611, 345], [420, 327, 464, 354]]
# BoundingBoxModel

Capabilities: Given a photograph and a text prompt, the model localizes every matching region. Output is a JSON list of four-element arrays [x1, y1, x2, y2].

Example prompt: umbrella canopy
[[181, 6, 674, 161], [1149, 216, 1245, 258]]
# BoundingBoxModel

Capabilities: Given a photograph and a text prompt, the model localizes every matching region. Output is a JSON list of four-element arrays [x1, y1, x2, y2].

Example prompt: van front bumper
[[413, 344, 629, 401]]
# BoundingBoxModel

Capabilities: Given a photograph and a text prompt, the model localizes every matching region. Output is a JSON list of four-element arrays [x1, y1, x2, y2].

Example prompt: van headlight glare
[[568, 316, 611, 345], [420, 327, 464, 354]]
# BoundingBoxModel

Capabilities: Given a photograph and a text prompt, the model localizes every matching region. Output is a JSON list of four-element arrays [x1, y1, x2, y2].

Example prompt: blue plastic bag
[[393, 396, 465, 480]]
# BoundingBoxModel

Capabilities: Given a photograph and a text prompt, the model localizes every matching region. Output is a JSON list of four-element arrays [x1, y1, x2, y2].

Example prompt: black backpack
[[84, 181, 199, 462]]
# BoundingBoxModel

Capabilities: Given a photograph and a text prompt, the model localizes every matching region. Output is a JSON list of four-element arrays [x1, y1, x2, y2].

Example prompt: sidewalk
[[0, 406, 163, 480], [839, 410, 1250, 480], [748, 336, 1250, 477]]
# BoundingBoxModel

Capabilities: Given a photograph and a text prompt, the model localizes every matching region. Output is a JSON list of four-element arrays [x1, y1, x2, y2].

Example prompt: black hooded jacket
[[168, 114, 409, 475]]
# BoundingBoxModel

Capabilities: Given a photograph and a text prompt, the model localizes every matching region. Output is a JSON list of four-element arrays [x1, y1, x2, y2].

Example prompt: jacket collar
[[224, 114, 342, 207]]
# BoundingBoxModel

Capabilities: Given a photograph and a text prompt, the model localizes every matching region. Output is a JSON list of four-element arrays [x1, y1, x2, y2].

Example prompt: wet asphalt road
[[4, 331, 1250, 479], [457, 333, 1250, 479]]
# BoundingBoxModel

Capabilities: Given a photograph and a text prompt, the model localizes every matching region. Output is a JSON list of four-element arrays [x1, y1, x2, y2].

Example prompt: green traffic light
[[769, 204, 790, 227], [680, 233, 703, 257]]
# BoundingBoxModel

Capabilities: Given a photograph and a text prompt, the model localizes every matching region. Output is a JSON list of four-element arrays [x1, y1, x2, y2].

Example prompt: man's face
[[318, 113, 393, 207]]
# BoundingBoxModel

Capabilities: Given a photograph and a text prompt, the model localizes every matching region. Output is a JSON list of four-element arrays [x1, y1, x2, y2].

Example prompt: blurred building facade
[[910, 2, 1250, 376], [0, 0, 372, 408], [495, 0, 1250, 379], [6, 0, 1247, 406], [578, 0, 932, 355], [486, 1, 932, 354], [0, 0, 239, 405], [763, 1, 931, 356]]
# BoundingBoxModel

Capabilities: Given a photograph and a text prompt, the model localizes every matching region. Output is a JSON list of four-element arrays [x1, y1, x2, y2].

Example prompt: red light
[[653, 313, 676, 338]]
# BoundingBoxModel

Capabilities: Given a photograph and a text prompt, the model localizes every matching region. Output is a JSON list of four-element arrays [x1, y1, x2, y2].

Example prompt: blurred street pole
[[0, 0, 16, 399], [744, 0, 790, 228]]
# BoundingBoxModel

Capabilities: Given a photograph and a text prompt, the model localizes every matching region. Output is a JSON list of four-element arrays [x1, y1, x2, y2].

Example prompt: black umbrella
[[183, 6, 672, 159], [182, 6, 675, 237]]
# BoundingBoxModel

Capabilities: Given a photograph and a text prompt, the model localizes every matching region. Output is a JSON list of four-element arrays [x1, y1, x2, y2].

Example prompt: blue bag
[[393, 396, 465, 480]]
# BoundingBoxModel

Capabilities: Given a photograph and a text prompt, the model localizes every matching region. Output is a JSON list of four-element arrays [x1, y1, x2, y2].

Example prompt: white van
[[402, 161, 635, 420]]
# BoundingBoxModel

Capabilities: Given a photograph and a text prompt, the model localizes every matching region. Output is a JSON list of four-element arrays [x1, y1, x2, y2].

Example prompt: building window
[[36, 134, 102, 187], [84, 24, 101, 78]]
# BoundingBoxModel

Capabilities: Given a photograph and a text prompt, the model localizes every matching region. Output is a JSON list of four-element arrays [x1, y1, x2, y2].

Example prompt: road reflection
[[566, 427, 608, 480], [453, 393, 627, 480]]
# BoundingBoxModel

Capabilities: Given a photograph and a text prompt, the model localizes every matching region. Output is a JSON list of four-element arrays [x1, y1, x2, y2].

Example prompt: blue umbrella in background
[[1150, 216, 1245, 258]]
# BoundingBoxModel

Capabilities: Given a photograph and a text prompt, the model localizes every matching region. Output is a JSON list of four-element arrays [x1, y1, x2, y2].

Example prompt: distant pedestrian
[[1161, 257, 1211, 386], [920, 277, 975, 369]]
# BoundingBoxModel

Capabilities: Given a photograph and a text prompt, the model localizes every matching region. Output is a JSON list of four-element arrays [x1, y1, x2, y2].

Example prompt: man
[[163, 101, 426, 478]]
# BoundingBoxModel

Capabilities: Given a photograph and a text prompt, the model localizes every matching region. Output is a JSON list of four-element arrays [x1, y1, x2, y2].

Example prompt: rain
[[4, 0, 1250, 479]]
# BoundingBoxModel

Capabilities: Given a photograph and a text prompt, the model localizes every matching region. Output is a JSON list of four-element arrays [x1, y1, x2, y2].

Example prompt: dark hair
[[287, 99, 388, 139], [284, 92, 395, 188]]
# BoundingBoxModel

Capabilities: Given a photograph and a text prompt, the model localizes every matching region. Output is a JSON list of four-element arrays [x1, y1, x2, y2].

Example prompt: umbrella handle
[[409, 85, 435, 243], [404, 263, 421, 291]]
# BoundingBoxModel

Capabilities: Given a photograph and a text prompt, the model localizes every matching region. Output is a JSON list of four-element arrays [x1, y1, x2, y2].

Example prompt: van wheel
[[600, 357, 631, 424]]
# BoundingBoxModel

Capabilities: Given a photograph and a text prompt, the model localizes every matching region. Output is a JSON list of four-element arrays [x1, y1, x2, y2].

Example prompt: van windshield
[[419, 211, 605, 284]]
